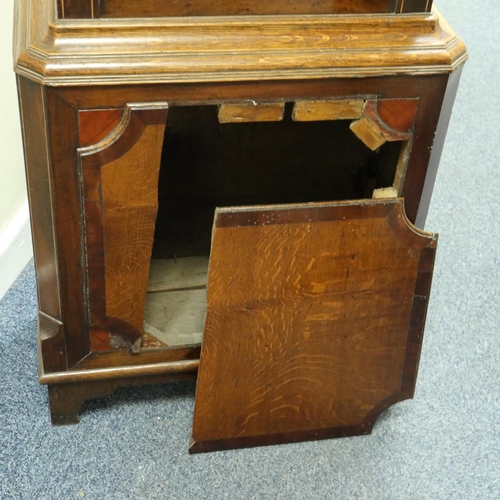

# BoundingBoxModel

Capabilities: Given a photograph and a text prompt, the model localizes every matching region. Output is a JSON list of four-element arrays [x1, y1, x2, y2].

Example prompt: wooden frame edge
[[14, 0, 467, 86]]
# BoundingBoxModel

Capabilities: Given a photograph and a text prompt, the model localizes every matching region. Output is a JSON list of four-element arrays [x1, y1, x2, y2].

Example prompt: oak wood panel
[[101, 124, 164, 334], [191, 199, 436, 453], [79, 104, 168, 353]]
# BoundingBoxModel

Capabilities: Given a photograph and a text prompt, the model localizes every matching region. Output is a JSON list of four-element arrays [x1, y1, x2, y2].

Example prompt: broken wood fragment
[[218, 102, 285, 123]]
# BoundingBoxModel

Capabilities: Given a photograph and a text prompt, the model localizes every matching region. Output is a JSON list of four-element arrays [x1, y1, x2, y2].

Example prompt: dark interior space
[[152, 103, 401, 258]]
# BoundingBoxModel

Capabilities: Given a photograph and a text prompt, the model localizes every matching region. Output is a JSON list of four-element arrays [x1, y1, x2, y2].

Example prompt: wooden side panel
[[79, 104, 168, 353], [17, 78, 61, 322], [401, 76, 451, 226], [191, 199, 436, 453], [218, 103, 285, 123], [413, 68, 463, 228], [45, 88, 89, 369]]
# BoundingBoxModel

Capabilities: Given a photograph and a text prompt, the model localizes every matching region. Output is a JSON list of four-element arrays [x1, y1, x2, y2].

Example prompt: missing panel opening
[[144, 103, 403, 349]]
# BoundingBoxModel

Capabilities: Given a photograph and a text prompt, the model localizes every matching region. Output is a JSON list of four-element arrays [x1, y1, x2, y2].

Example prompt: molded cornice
[[14, 0, 467, 86]]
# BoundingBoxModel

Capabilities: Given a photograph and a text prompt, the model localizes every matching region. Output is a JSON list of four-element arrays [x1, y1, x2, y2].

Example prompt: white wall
[[0, 0, 26, 229], [0, 0, 32, 298]]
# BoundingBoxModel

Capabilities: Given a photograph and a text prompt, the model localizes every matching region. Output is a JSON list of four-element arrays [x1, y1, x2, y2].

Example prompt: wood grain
[[78, 109, 123, 147], [16, 0, 462, 425], [15, 0, 467, 86], [79, 103, 168, 352], [350, 116, 389, 151], [293, 99, 364, 122], [17, 77, 61, 320], [100, 125, 163, 334], [52, 74, 456, 228], [350, 99, 418, 151], [148, 257, 209, 293], [191, 199, 436, 453], [218, 102, 285, 123], [45, 88, 90, 369], [376, 99, 419, 134]]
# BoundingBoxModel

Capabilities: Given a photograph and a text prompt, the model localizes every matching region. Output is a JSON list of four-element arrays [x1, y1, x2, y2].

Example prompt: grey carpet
[[1, 1, 499, 498]]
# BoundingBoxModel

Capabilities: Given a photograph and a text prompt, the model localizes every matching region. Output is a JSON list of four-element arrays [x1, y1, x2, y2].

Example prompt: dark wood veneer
[[58, 0, 432, 19]]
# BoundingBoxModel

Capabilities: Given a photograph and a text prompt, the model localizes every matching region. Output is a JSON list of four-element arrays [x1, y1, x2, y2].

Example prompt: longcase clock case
[[14, 0, 466, 452]]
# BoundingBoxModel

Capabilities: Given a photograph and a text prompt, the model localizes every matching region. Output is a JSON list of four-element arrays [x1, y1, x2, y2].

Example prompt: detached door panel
[[191, 198, 437, 453]]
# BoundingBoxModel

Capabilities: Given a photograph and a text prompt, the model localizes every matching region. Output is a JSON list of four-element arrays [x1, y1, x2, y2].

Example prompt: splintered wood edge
[[350, 116, 388, 151], [213, 198, 402, 228]]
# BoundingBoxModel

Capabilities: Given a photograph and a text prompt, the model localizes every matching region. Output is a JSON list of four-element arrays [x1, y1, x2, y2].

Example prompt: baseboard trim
[[0, 202, 33, 300]]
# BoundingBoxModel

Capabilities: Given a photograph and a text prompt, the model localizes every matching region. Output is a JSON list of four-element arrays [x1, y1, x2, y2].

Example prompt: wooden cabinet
[[14, 0, 466, 451]]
